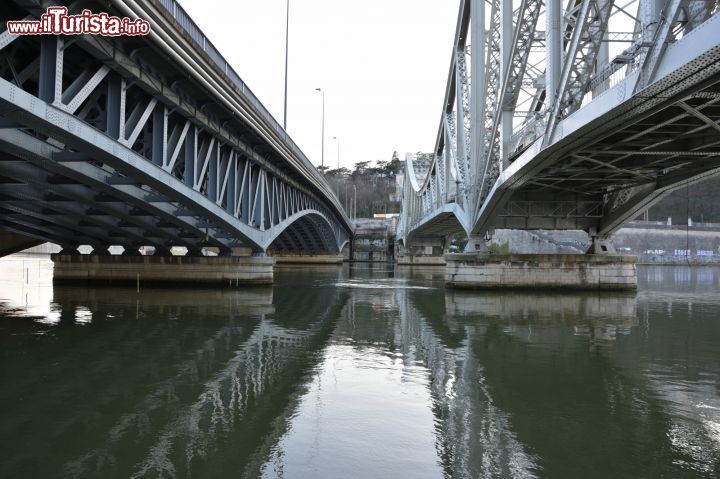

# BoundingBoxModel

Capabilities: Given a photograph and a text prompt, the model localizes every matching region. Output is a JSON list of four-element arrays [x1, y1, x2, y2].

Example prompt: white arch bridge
[[399, 0, 720, 253], [0, 0, 352, 257]]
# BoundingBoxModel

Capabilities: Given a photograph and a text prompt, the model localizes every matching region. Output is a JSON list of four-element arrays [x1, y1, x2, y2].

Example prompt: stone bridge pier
[[396, 237, 447, 266], [444, 252, 637, 291], [51, 248, 274, 286]]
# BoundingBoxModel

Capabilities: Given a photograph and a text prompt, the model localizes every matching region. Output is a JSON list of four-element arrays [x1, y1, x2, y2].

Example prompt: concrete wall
[[494, 225, 720, 263], [445, 254, 637, 291], [613, 227, 720, 255], [353, 218, 395, 262]]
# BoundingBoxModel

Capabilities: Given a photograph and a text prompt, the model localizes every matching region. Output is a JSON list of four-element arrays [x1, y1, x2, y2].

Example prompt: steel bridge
[[0, 0, 352, 257], [398, 0, 720, 253]]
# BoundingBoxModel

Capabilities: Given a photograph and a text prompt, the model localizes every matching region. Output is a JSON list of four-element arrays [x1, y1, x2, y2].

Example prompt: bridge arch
[[399, 151, 468, 246], [0, 0, 353, 258], [266, 210, 342, 254]]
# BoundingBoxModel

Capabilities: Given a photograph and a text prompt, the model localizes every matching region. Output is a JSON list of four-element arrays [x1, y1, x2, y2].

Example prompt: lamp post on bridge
[[332, 136, 340, 169], [332, 136, 341, 197], [315, 87, 325, 171], [283, 0, 290, 130]]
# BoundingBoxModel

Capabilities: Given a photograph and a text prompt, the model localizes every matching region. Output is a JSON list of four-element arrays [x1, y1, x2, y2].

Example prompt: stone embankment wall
[[493, 223, 720, 264]]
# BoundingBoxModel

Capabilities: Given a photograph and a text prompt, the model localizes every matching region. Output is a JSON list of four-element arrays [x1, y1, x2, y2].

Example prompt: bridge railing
[[156, 0, 342, 217], [509, 35, 646, 158]]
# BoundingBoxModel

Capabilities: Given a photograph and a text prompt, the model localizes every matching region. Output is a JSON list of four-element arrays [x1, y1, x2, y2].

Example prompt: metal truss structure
[[0, 0, 352, 256], [399, 0, 720, 250]]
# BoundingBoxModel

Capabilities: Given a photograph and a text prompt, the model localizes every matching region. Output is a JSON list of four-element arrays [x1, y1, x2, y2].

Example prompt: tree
[[385, 151, 403, 176], [353, 161, 371, 176], [317, 164, 329, 174], [326, 167, 351, 177]]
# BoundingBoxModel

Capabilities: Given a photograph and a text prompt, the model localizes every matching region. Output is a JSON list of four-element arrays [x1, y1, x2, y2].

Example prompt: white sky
[[178, 0, 460, 171]]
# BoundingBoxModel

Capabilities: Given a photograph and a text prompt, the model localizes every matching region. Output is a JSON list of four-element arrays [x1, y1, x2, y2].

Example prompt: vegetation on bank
[[318, 151, 403, 218]]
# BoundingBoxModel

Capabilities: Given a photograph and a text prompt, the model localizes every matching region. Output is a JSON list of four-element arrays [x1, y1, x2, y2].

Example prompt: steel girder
[[400, 0, 720, 248], [0, 0, 351, 254], [544, 0, 616, 143], [473, 10, 720, 238], [477, 0, 503, 206]]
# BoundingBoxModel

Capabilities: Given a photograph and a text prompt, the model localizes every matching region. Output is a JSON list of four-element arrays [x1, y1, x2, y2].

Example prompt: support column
[[225, 154, 237, 215], [546, 0, 562, 107], [106, 75, 124, 140], [639, 0, 666, 37], [153, 247, 174, 257], [587, 236, 617, 254], [469, 0, 486, 201], [39, 36, 62, 104], [122, 246, 141, 256], [58, 244, 78, 255], [500, 0, 513, 166], [184, 127, 196, 188], [464, 234, 490, 253], [208, 143, 219, 202], [185, 247, 204, 257], [152, 105, 167, 167]]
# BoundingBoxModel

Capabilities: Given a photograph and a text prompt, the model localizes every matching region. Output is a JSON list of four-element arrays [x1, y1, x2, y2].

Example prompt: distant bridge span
[[399, 0, 720, 252], [0, 0, 352, 256]]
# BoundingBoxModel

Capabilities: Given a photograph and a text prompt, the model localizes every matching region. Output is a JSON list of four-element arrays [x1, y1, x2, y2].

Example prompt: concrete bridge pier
[[586, 236, 617, 255], [445, 249, 637, 291], [464, 234, 491, 253], [396, 237, 447, 266], [272, 254, 344, 265], [51, 251, 274, 286], [444, 230, 637, 291]]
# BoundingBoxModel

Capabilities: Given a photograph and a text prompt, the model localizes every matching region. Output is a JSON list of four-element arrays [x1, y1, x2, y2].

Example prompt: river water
[[1, 256, 719, 478]]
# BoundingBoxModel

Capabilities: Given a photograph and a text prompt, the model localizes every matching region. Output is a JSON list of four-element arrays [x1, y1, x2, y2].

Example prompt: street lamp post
[[283, 0, 290, 130], [332, 136, 340, 169], [315, 88, 325, 170], [331, 136, 341, 197]]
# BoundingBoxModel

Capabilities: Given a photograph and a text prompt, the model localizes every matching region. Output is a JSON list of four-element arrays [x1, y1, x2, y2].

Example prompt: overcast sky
[[178, 0, 460, 171]]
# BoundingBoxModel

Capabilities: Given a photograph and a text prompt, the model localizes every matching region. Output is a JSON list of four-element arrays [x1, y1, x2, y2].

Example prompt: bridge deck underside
[[409, 211, 465, 239], [0, 0, 351, 255], [515, 91, 720, 202], [503, 75, 720, 235]]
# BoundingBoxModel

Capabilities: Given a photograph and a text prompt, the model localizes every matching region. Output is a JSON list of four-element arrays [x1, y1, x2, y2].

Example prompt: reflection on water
[[1, 259, 719, 478], [0, 254, 54, 319]]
